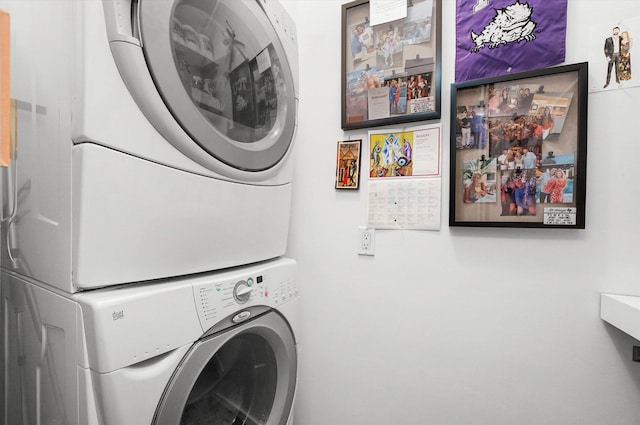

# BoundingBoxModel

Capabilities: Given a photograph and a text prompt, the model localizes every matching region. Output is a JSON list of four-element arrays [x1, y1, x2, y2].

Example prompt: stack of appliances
[[0, 0, 300, 423]]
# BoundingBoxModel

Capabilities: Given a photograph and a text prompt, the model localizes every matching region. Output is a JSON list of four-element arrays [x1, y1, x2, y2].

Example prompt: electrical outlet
[[633, 346, 640, 362], [357, 227, 375, 256]]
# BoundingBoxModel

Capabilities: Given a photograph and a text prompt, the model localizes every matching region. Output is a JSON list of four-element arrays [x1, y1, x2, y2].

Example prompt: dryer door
[[153, 311, 297, 425], [112, 0, 297, 172]]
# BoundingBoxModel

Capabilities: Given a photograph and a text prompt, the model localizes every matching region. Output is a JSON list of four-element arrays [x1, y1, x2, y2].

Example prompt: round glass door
[[140, 0, 297, 171], [153, 312, 297, 425], [181, 333, 277, 424]]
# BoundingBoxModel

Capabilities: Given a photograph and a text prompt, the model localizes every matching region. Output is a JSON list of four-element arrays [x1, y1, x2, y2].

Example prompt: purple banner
[[456, 0, 567, 82]]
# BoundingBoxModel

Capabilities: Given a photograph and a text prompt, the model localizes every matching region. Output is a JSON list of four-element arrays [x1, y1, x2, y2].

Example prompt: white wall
[[283, 0, 640, 424]]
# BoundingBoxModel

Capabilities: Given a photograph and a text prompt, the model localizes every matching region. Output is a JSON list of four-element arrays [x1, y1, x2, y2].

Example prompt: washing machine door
[[112, 0, 296, 173], [154, 310, 296, 425]]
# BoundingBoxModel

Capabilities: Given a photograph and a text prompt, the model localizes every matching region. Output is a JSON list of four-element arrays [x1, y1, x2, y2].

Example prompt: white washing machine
[[0, 0, 298, 292], [1, 257, 301, 425]]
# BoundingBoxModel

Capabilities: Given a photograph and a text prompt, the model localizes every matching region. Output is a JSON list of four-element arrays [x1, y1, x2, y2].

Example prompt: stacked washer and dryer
[[0, 0, 300, 424]]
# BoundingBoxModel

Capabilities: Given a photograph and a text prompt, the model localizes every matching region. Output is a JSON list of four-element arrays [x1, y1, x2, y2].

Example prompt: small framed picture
[[449, 62, 588, 228], [335, 139, 362, 190]]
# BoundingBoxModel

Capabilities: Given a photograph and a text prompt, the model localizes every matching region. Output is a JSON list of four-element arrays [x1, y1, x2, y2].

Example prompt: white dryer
[[0, 0, 298, 292], [1, 257, 301, 425]]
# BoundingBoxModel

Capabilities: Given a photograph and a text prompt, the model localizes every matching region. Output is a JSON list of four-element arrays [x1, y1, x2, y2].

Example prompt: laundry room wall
[[283, 0, 640, 424]]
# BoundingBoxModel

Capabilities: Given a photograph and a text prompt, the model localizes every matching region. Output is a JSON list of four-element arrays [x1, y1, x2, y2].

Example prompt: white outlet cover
[[358, 227, 375, 256]]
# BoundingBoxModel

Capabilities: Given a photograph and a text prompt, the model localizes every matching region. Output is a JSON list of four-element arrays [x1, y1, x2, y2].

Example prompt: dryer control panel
[[192, 258, 298, 332]]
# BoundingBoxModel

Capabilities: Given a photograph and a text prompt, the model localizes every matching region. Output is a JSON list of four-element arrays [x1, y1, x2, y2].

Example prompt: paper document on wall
[[368, 177, 441, 230], [369, 0, 407, 26], [366, 125, 442, 230]]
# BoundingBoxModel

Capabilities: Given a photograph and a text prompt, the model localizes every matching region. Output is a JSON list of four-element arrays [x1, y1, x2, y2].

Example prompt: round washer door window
[[153, 312, 297, 425], [140, 0, 296, 171]]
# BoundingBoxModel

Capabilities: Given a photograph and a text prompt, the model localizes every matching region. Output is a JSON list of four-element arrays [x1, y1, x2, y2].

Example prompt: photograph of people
[[539, 106, 554, 140], [405, 0, 433, 43], [376, 26, 403, 70], [464, 172, 486, 203], [543, 168, 567, 203], [344, 68, 384, 123], [487, 113, 540, 157], [357, 22, 376, 55], [500, 170, 537, 216], [462, 158, 496, 204], [538, 152, 575, 203]]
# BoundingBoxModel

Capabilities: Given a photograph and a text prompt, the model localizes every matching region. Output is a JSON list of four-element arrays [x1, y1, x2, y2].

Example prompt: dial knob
[[233, 280, 253, 304]]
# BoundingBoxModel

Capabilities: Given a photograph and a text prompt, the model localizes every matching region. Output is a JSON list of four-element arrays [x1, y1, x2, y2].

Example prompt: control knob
[[233, 280, 253, 304]]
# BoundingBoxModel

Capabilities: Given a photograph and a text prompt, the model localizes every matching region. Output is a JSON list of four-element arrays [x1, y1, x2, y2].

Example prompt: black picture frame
[[335, 139, 362, 190], [449, 62, 588, 229], [341, 0, 441, 130]]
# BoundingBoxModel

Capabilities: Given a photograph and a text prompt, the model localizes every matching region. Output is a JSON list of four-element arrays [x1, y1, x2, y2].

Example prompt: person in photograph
[[543, 168, 567, 203], [487, 86, 501, 115], [499, 88, 512, 112], [367, 73, 382, 89], [470, 111, 485, 148], [538, 168, 553, 203], [518, 88, 534, 114], [604, 26, 622, 88], [396, 78, 406, 113], [464, 172, 487, 203], [407, 75, 416, 101], [501, 176, 517, 215], [417, 74, 429, 98], [517, 88, 525, 107], [419, 18, 431, 40], [550, 169, 567, 203], [356, 23, 376, 54], [505, 148, 515, 169], [351, 27, 363, 59], [389, 79, 398, 113], [498, 149, 509, 170], [381, 36, 394, 67], [620, 30, 632, 81], [380, 28, 399, 67], [511, 114, 532, 146], [460, 111, 472, 148], [522, 147, 537, 169], [482, 116, 490, 149], [513, 150, 524, 170], [523, 172, 537, 215], [540, 107, 554, 139], [533, 119, 544, 140], [514, 177, 528, 215]]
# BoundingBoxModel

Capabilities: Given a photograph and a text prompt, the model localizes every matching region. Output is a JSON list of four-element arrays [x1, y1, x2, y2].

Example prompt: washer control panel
[[191, 259, 298, 331]]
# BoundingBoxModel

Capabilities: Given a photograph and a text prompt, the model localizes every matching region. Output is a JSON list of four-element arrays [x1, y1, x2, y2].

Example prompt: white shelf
[[601, 293, 640, 341]]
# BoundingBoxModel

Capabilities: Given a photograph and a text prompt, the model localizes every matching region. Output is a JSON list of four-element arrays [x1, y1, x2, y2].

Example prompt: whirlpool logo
[[112, 310, 124, 320]]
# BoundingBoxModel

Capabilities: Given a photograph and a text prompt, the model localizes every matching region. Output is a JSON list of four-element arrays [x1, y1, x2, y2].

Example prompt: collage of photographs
[[343, 0, 438, 128], [451, 65, 586, 227]]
